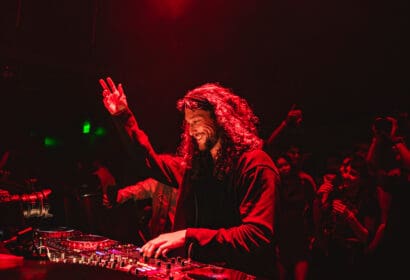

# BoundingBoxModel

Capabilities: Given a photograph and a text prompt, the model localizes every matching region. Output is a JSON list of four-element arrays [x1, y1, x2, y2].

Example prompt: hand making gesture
[[99, 77, 128, 115]]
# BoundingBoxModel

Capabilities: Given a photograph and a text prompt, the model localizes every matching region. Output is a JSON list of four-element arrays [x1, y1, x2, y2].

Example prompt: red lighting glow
[[150, 0, 192, 19]]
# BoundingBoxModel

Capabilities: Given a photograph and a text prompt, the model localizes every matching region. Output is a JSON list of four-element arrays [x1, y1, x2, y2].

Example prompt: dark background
[[1, 0, 409, 186]]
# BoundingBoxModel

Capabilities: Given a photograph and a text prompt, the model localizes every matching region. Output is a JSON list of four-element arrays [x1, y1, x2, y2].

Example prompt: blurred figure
[[266, 104, 303, 147], [265, 105, 316, 191], [366, 114, 410, 171], [116, 178, 177, 242], [0, 147, 32, 191], [265, 105, 317, 280], [66, 158, 117, 235], [91, 159, 117, 209], [274, 154, 316, 280], [0, 149, 11, 178], [310, 154, 379, 280], [365, 113, 410, 279]]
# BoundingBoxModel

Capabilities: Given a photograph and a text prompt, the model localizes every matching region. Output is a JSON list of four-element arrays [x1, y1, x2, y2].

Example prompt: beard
[[193, 131, 219, 152]]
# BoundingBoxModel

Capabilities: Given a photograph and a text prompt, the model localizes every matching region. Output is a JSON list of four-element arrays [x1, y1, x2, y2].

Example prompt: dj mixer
[[32, 227, 257, 280]]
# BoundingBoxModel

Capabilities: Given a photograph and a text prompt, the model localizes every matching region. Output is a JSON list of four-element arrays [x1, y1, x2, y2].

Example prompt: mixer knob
[[129, 265, 140, 275], [109, 261, 116, 269]]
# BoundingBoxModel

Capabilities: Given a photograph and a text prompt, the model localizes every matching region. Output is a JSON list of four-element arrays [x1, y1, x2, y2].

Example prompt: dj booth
[[0, 187, 263, 280], [1, 226, 259, 280]]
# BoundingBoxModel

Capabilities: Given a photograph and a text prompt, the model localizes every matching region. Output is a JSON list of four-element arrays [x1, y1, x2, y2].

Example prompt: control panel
[[32, 227, 256, 280]]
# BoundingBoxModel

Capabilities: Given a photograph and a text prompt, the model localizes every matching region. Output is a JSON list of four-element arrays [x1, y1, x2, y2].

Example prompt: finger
[[146, 243, 158, 258], [102, 89, 110, 98], [154, 247, 162, 259], [155, 244, 168, 259], [107, 77, 117, 92], [141, 244, 152, 257], [118, 83, 124, 95], [161, 248, 169, 258], [99, 79, 109, 91], [144, 240, 162, 258], [290, 103, 297, 111], [141, 241, 151, 251]]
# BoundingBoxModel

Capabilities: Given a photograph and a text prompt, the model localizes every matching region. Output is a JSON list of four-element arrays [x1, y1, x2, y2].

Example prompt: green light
[[94, 127, 106, 136], [82, 121, 91, 134], [44, 137, 58, 147]]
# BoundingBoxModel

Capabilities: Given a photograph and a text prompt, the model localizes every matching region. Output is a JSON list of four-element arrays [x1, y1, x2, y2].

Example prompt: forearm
[[266, 121, 287, 146], [367, 223, 385, 253], [365, 137, 378, 170], [393, 141, 410, 170], [186, 222, 274, 260], [344, 210, 369, 243], [113, 109, 182, 186], [118, 185, 150, 203]]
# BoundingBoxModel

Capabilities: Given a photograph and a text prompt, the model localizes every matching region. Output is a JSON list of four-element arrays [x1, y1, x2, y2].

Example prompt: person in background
[[91, 159, 117, 209], [67, 158, 117, 235], [265, 105, 316, 191], [265, 104, 303, 147], [365, 113, 410, 279], [265, 105, 317, 280], [310, 154, 379, 280], [274, 154, 316, 280], [116, 177, 177, 242], [98, 77, 280, 279]]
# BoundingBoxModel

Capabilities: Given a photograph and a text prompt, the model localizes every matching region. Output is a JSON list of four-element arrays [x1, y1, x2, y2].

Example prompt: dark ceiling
[[1, 0, 409, 178]]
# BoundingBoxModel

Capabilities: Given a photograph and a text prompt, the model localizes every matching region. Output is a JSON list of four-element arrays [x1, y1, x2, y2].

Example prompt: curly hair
[[176, 83, 263, 180]]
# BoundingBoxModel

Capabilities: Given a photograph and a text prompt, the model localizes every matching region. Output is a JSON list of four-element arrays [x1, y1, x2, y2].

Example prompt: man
[[116, 177, 177, 241], [99, 77, 280, 279]]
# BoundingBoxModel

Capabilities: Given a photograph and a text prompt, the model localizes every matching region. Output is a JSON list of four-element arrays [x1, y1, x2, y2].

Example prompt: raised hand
[[332, 199, 347, 216], [385, 116, 398, 139], [285, 104, 303, 126], [99, 77, 128, 115], [317, 181, 334, 204]]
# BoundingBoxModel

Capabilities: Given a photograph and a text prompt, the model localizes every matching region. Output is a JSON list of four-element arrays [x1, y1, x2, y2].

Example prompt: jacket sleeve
[[112, 108, 183, 188], [118, 178, 156, 202]]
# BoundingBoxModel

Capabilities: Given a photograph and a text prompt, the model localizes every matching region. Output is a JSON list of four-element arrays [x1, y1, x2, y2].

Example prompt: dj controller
[[31, 227, 257, 280]]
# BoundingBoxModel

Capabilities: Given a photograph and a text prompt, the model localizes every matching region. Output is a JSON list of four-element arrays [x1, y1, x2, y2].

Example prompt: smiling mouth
[[194, 134, 204, 142]]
